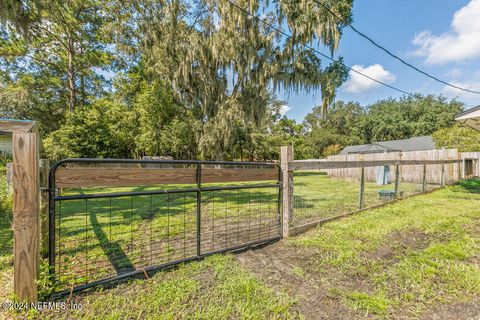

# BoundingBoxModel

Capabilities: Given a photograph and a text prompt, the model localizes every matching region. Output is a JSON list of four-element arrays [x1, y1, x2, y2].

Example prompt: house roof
[[340, 135, 436, 155], [455, 105, 480, 131]]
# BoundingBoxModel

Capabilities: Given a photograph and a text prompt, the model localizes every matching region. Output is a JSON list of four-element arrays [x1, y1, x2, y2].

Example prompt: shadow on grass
[[89, 209, 135, 274]]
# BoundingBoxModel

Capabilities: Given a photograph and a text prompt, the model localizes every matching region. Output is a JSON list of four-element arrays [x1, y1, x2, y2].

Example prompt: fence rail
[[289, 159, 462, 170]]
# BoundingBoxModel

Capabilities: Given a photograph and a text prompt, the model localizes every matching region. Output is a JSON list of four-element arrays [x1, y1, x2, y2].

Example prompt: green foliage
[[323, 144, 343, 156], [432, 124, 480, 152], [44, 99, 136, 159], [356, 95, 463, 143], [44, 80, 199, 160], [0, 168, 12, 272]]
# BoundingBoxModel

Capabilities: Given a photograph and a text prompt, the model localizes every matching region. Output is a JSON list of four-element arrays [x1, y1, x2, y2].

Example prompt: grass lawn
[[52, 171, 429, 292], [292, 171, 426, 225], [1, 173, 478, 319], [238, 179, 480, 319], [52, 181, 280, 292]]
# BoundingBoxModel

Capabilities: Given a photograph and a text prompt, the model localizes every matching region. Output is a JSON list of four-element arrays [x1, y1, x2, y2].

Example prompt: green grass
[[1, 169, 479, 319], [35, 255, 299, 320], [291, 179, 480, 318], [292, 171, 423, 225], [0, 167, 13, 303], [54, 181, 280, 291], [52, 171, 438, 292]]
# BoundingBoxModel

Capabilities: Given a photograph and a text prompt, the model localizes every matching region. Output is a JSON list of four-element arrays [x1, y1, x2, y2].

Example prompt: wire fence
[[290, 162, 460, 228], [50, 160, 281, 295]]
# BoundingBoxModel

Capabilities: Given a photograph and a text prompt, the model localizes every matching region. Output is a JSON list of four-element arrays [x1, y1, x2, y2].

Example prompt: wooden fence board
[[55, 167, 279, 188], [299, 149, 469, 184], [201, 168, 278, 183], [55, 168, 197, 188]]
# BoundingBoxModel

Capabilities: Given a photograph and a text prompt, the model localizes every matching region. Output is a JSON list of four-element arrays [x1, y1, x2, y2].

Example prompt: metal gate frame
[[48, 158, 282, 296]]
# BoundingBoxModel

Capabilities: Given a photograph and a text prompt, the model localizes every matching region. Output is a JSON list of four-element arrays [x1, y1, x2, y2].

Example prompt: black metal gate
[[48, 159, 281, 296]]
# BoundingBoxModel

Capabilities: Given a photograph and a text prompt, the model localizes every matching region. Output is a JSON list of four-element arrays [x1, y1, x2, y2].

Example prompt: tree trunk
[[67, 36, 76, 112]]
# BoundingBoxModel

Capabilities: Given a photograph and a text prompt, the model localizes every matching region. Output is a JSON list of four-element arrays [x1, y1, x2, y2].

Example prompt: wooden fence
[[323, 149, 473, 184], [280, 146, 467, 237]]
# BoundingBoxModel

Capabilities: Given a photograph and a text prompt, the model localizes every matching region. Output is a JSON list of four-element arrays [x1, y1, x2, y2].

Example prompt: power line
[[222, 0, 414, 97], [313, 0, 480, 95]]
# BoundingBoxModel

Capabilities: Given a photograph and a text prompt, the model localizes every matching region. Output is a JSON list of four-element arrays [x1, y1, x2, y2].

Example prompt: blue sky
[[279, 0, 480, 121]]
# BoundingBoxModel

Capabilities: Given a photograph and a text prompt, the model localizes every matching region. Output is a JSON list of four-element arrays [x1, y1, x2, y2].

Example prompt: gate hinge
[[40, 187, 55, 193]]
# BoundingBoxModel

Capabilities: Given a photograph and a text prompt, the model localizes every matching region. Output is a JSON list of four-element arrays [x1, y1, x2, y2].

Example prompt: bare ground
[[236, 235, 480, 320], [236, 241, 359, 320]]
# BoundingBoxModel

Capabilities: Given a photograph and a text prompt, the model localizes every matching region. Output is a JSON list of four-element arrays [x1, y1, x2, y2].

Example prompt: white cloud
[[279, 104, 291, 115], [445, 68, 463, 78], [342, 64, 396, 93], [412, 0, 480, 65], [442, 80, 480, 105]]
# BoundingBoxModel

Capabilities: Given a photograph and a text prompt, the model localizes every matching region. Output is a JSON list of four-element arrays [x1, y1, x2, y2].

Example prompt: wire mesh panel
[[291, 160, 462, 228], [200, 187, 280, 254], [49, 159, 280, 295]]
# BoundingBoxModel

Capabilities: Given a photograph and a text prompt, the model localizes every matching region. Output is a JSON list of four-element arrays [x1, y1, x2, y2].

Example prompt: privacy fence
[[3, 119, 479, 302]]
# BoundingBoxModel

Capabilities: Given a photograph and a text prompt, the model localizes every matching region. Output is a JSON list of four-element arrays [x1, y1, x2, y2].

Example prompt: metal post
[[394, 165, 400, 198], [359, 167, 365, 209], [196, 162, 202, 257], [280, 146, 293, 238]]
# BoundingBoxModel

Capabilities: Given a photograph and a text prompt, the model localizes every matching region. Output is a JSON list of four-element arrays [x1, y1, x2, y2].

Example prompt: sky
[[279, 0, 480, 121]]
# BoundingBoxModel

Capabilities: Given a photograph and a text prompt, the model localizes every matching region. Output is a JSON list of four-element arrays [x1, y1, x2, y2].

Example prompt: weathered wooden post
[[12, 131, 40, 302], [39, 159, 49, 257], [422, 163, 427, 192], [359, 166, 365, 209], [440, 162, 445, 188], [280, 146, 293, 238], [394, 164, 400, 198]]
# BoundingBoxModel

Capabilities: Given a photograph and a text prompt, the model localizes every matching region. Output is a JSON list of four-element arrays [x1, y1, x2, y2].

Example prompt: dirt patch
[[421, 299, 480, 320], [236, 241, 359, 320], [363, 244, 396, 262], [363, 229, 431, 263], [390, 229, 430, 251]]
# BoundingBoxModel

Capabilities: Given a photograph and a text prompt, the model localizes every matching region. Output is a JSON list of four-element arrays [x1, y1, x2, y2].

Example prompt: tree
[[432, 124, 480, 152], [356, 95, 463, 143], [106, 0, 353, 159], [303, 100, 363, 157], [0, 0, 112, 118], [43, 98, 137, 159]]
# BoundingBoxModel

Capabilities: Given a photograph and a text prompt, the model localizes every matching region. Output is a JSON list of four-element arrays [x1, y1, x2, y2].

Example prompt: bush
[[432, 124, 480, 152]]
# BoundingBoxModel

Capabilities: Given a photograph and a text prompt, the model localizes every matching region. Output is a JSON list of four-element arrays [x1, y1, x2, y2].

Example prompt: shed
[[340, 136, 436, 155], [0, 119, 40, 156]]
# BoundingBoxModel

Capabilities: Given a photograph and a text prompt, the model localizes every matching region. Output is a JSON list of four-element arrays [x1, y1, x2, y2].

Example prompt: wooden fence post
[[422, 163, 427, 192], [359, 166, 365, 209], [12, 132, 39, 302], [440, 163, 445, 187], [394, 165, 400, 198], [280, 146, 293, 238], [39, 159, 49, 257]]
